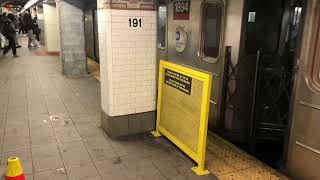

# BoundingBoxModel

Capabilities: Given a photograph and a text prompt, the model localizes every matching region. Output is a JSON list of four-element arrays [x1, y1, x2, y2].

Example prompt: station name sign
[[164, 68, 192, 95], [173, 0, 191, 20]]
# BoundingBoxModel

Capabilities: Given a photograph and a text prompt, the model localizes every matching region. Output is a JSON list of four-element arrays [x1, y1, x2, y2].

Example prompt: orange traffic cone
[[5, 157, 25, 180]]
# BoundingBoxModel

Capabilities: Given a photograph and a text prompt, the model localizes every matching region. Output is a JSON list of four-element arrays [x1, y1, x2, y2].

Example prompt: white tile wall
[[99, 9, 157, 116], [98, 9, 110, 115], [43, 4, 60, 52]]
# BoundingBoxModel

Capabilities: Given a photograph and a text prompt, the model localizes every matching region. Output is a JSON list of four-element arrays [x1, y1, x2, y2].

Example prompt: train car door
[[156, 0, 168, 80], [166, 0, 226, 129], [287, 0, 320, 179]]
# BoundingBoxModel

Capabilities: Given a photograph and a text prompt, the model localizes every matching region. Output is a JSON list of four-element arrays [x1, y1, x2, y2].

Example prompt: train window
[[201, 2, 223, 61], [248, 12, 256, 23], [311, 17, 320, 88], [245, 0, 283, 54], [157, 4, 167, 49]]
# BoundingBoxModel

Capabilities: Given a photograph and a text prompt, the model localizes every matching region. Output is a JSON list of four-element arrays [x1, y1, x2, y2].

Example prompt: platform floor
[[0, 37, 218, 180], [85, 58, 291, 180], [87, 58, 100, 81], [0, 37, 289, 180], [206, 133, 289, 180]]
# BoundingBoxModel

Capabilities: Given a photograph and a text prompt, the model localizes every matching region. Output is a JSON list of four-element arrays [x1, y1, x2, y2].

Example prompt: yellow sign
[[152, 60, 212, 175]]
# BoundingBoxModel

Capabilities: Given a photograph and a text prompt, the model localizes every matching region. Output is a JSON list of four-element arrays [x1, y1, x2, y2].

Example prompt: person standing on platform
[[23, 10, 37, 48], [2, 14, 18, 57], [0, 13, 8, 49], [9, 14, 21, 48], [33, 15, 40, 41], [18, 14, 25, 34]]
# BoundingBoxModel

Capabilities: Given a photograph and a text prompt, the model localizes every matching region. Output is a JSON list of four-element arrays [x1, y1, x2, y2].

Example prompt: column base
[[101, 110, 156, 138]]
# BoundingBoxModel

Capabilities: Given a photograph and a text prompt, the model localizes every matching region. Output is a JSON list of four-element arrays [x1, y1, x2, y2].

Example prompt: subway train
[[156, 0, 320, 179]]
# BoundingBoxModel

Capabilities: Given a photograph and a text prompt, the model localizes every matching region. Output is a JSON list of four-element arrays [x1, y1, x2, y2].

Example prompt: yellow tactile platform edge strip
[[87, 57, 100, 81], [206, 132, 290, 180]]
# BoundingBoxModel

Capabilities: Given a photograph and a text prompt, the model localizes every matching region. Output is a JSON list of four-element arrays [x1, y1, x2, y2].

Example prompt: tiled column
[[56, 0, 87, 76], [98, 0, 157, 137], [43, 3, 60, 52]]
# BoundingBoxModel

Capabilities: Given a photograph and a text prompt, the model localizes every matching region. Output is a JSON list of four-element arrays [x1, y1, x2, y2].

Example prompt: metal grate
[[221, 48, 294, 144], [256, 66, 293, 137], [252, 51, 294, 140], [221, 46, 241, 129], [223, 46, 239, 106]]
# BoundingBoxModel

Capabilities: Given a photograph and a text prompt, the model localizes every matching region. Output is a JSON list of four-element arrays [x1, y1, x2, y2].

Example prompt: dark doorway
[[220, 0, 305, 169], [84, 5, 99, 63], [246, 0, 304, 168]]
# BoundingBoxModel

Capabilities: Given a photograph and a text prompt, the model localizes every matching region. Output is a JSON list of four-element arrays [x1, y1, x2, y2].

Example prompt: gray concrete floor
[[0, 37, 217, 180]]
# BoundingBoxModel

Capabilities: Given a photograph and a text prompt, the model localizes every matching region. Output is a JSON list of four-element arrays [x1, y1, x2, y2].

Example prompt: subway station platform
[[0, 37, 288, 180], [0, 37, 216, 180]]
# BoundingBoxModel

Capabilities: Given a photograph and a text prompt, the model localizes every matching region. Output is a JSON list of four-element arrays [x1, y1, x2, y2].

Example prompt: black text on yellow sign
[[164, 68, 192, 95]]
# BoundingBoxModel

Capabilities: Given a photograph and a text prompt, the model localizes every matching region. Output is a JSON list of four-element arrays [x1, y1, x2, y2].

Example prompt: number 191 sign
[[173, 0, 190, 20]]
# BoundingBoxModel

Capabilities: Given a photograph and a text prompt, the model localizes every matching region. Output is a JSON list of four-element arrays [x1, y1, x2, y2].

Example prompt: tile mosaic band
[[98, 0, 155, 10]]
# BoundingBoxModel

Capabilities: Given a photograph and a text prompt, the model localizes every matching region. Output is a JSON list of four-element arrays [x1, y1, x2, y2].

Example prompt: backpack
[[2, 22, 10, 37]]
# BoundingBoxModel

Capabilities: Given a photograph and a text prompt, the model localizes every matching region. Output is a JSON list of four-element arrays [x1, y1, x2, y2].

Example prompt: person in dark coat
[[6, 14, 21, 48], [0, 13, 8, 49], [18, 14, 25, 34], [2, 14, 18, 57], [23, 10, 37, 48], [0, 13, 9, 49], [33, 15, 40, 41]]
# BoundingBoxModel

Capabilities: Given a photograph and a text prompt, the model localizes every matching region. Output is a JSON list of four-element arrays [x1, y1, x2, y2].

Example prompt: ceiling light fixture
[[20, 0, 40, 13]]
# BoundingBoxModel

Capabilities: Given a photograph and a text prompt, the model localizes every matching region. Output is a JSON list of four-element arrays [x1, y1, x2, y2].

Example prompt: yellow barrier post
[[152, 60, 212, 176]]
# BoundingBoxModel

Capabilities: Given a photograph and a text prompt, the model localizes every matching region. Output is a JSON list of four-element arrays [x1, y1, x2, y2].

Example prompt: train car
[[156, 0, 320, 178]]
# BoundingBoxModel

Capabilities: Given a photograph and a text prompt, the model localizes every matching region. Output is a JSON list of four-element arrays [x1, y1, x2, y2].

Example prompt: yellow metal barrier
[[152, 60, 212, 175]]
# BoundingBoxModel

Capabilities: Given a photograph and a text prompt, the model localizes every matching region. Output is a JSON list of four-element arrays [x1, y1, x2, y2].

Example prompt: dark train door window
[[200, 1, 224, 62], [157, 0, 167, 49], [245, 0, 284, 54]]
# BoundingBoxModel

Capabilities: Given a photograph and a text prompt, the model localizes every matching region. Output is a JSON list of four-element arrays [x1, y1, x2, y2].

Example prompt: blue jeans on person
[[28, 29, 37, 47]]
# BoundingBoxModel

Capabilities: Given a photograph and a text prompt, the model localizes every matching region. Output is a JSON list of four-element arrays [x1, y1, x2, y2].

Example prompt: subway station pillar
[[97, 0, 157, 137], [43, 3, 60, 53], [56, 0, 87, 76]]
